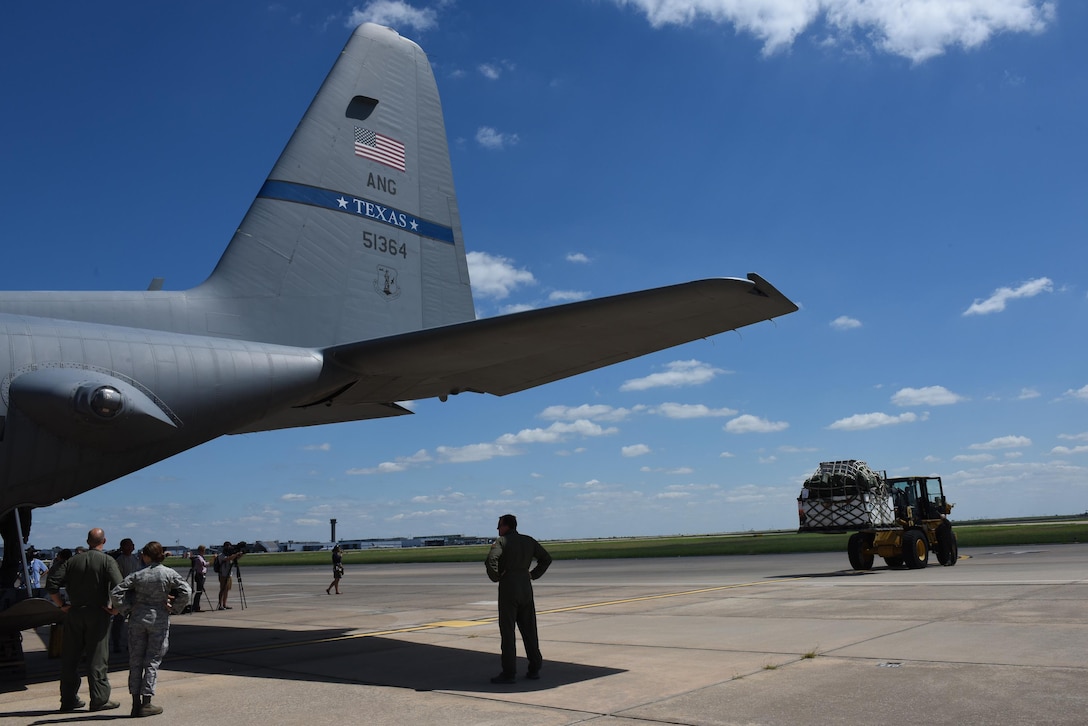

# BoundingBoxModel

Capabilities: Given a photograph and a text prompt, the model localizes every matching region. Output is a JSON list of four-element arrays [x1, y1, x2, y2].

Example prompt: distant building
[[267, 534, 490, 552]]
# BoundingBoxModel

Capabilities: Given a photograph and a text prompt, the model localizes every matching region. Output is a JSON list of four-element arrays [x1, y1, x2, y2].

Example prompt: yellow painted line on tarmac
[[181, 578, 805, 660]]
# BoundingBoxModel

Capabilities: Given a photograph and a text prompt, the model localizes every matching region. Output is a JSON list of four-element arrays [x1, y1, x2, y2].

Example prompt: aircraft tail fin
[[196, 23, 474, 346]]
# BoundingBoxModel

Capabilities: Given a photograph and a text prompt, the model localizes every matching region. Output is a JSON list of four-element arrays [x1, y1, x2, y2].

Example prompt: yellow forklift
[[849, 476, 957, 569], [798, 461, 957, 570]]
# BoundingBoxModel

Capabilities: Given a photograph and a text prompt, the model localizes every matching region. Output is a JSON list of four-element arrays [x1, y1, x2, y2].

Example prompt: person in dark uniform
[[46, 527, 124, 712], [485, 513, 552, 684], [326, 545, 344, 594]]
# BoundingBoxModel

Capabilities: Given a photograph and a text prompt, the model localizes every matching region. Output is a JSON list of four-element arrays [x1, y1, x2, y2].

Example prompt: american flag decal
[[354, 126, 406, 172]]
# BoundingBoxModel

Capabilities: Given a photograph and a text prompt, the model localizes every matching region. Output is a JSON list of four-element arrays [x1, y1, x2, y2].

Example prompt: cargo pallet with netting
[[797, 460, 896, 532]]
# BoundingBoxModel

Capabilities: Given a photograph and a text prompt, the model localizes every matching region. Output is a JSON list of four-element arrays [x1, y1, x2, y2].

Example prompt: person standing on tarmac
[[110, 538, 142, 654], [189, 545, 208, 612], [46, 528, 124, 712], [111, 541, 191, 717], [216, 542, 243, 610], [485, 513, 552, 684]]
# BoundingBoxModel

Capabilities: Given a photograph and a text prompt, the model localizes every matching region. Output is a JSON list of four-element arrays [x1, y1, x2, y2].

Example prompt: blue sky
[[2, 1, 1085, 550]]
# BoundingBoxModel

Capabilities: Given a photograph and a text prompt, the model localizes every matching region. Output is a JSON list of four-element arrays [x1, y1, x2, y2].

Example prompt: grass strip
[[167, 520, 1086, 568]]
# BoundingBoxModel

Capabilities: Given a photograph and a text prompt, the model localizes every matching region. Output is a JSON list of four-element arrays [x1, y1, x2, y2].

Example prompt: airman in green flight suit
[[485, 513, 552, 684]]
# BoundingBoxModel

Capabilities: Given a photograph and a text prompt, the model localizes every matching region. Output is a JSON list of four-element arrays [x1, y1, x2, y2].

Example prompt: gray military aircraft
[[0, 23, 796, 577]]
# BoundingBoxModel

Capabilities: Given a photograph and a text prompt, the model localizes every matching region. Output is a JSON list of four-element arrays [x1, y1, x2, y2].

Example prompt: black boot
[[131, 695, 141, 717]]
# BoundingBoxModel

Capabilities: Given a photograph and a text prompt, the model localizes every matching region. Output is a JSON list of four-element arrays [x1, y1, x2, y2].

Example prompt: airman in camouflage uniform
[[111, 541, 190, 717]]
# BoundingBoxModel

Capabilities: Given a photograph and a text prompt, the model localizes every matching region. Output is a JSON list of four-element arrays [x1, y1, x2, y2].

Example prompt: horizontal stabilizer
[[325, 274, 797, 403]]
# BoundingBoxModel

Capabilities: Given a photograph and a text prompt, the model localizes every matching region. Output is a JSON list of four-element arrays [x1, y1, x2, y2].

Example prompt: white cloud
[[410, 491, 465, 504], [611, 0, 1055, 63], [1018, 387, 1040, 399], [724, 414, 789, 434], [281, 493, 307, 501], [892, 385, 965, 406], [828, 411, 919, 431], [969, 435, 1031, 450], [363, 417, 618, 473], [1050, 445, 1088, 456], [830, 315, 861, 330], [539, 404, 637, 422], [1058, 432, 1088, 442], [622, 444, 652, 457], [436, 442, 522, 463], [639, 465, 691, 476], [548, 289, 590, 303], [499, 302, 536, 314], [346, 460, 408, 475], [561, 478, 605, 490], [476, 126, 520, 150], [302, 443, 331, 451], [348, 1, 439, 32], [653, 402, 737, 419], [722, 483, 782, 503], [496, 420, 618, 445], [466, 251, 535, 299], [963, 276, 1053, 315], [477, 60, 515, 80], [1062, 384, 1088, 402], [621, 360, 726, 391], [566, 252, 590, 264], [953, 453, 995, 463], [345, 448, 431, 475], [654, 490, 692, 499], [666, 483, 718, 492]]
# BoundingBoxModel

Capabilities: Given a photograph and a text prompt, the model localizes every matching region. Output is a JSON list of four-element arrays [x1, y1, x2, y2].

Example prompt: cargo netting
[[797, 460, 897, 531]]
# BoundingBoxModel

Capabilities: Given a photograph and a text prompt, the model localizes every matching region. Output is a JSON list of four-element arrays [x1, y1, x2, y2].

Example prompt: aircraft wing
[[324, 274, 797, 403], [229, 401, 413, 434]]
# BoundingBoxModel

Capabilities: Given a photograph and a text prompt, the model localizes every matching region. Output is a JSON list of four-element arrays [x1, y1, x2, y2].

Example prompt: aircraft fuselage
[[0, 313, 329, 512]]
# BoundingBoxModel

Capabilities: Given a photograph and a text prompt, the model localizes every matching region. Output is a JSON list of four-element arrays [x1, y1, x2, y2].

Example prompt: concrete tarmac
[[3, 543, 1086, 725]]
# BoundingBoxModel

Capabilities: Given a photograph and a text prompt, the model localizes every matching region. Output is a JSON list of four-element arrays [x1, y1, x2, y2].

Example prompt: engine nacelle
[[6, 366, 178, 450]]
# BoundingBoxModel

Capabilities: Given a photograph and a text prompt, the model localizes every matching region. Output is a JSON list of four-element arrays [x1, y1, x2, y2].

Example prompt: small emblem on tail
[[375, 265, 401, 300]]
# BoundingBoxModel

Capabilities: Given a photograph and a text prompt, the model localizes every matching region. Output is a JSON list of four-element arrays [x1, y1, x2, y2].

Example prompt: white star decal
[[409, 219, 419, 232], [337, 196, 349, 209]]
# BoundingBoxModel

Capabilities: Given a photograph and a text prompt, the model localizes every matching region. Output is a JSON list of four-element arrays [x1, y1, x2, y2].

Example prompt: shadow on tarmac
[[766, 569, 881, 579], [7, 623, 623, 698]]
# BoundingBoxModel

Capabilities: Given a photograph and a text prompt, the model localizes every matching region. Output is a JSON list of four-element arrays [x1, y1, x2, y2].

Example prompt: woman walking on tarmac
[[111, 541, 190, 717], [326, 545, 344, 594]]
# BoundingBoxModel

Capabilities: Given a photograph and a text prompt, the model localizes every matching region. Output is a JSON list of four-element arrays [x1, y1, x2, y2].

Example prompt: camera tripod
[[232, 560, 247, 610], [184, 562, 207, 614]]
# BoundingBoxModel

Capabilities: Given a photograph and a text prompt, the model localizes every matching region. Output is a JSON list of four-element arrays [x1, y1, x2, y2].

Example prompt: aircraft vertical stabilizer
[[196, 23, 475, 347], [0, 22, 798, 536]]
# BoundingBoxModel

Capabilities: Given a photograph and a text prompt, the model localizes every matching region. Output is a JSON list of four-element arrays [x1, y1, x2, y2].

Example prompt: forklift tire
[[902, 530, 929, 569], [883, 555, 904, 568], [847, 532, 874, 571], [936, 522, 957, 566]]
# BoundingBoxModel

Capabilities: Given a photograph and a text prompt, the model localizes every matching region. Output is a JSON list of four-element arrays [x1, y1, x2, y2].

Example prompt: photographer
[[189, 545, 208, 612], [215, 541, 243, 611]]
